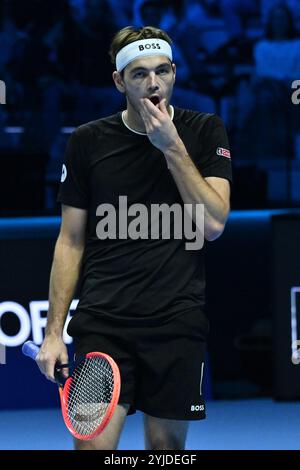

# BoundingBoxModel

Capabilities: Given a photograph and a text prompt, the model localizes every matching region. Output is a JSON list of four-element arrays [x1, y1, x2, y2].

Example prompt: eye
[[133, 71, 145, 79], [157, 68, 169, 75]]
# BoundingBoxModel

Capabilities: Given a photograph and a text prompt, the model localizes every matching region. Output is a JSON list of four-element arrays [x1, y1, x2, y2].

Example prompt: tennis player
[[37, 25, 232, 450]]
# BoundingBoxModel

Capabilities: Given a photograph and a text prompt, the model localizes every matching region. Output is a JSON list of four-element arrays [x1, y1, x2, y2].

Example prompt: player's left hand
[[139, 98, 182, 154]]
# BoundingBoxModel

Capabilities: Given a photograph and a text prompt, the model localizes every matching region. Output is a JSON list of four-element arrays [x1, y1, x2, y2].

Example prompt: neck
[[124, 104, 146, 133]]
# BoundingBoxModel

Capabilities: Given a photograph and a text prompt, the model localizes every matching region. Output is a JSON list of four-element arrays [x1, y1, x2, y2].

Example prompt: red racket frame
[[59, 352, 121, 441]]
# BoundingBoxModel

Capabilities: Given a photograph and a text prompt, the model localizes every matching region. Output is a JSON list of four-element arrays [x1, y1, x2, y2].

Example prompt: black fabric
[[71, 308, 208, 420], [58, 107, 232, 324]]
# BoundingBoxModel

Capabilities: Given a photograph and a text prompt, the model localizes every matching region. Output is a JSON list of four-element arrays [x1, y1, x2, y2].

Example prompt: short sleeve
[[198, 114, 233, 183], [57, 127, 89, 209]]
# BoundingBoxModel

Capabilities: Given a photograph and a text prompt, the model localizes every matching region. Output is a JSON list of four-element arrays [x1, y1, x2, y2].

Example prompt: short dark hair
[[109, 25, 173, 68]]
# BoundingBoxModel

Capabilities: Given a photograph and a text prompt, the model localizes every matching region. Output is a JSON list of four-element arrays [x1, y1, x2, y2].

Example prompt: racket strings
[[66, 356, 114, 436]]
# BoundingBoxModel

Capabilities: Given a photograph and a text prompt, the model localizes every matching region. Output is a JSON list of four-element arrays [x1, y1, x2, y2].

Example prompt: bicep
[[59, 204, 88, 247]]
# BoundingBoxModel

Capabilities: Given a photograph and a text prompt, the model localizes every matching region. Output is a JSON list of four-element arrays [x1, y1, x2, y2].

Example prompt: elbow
[[57, 232, 86, 251], [204, 205, 230, 241], [204, 221, 226, 241]]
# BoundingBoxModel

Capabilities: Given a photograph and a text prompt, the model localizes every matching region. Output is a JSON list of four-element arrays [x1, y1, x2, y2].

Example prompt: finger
[[41, 360, 57, 382], [59, 353, 69, 378], [139, 99, 155, 124], [139, 102, 150, 122], [140, 100, 162, 128], [37, 353, 58, 382], [142, 98, 163, 117], [61, 367, 69, 379], [139, 104, 156, 131], [158, 98, 168, 115], [139, 109, 151, 131]]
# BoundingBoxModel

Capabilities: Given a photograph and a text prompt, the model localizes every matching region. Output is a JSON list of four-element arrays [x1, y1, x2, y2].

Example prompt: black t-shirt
[[57, 107, 232, 325]]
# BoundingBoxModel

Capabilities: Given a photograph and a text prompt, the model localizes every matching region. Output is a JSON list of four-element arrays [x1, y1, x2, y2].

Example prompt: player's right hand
[[36, 336, 69, 382]]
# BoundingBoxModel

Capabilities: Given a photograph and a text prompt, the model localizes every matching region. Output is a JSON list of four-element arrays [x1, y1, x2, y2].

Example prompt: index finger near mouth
[[142, 98, 162, 116]]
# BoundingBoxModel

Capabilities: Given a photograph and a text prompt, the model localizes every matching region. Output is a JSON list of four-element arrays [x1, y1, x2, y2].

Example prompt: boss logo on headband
[[138, 43, 161, 51]]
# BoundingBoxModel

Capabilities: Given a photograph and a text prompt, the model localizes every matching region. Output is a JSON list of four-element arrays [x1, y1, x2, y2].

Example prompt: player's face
[[120, 56, 176, 114]]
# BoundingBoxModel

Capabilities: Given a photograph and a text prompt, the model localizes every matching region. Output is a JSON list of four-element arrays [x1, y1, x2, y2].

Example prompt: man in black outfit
[[37, 25, 232, 450]]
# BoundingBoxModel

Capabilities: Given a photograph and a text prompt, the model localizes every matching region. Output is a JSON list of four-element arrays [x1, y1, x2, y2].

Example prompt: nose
[[147, 72, 159, 92]]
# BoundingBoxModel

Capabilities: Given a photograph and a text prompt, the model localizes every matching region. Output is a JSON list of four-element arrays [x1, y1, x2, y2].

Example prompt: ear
[[112, 71, 126, 93], [171, 63, 176, 83]]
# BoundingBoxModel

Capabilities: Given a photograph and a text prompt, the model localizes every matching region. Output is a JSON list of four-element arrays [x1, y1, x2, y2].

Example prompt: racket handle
[[22, 341, 40, 360]]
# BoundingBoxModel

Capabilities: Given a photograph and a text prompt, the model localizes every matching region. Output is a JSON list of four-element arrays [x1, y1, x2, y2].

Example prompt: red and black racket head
[[58, 352, 121, 441]]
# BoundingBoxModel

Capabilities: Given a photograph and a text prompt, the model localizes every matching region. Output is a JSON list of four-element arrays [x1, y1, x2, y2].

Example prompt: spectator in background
[[235, 2, 300, 161], [208, 0, 259, 67], [133, 0, 190, 84], [133, 0, 216, 112], [45, 0, 129, 207], [68, 0, 133, 33], [183, 0, 221, 30], [254, 1, 299, 80], [220, 0, 260, 41], [3, 1, 71, 151], [58, 0, 126, 123], [261, 0, 300, 26], [0, 0, 27, 119]]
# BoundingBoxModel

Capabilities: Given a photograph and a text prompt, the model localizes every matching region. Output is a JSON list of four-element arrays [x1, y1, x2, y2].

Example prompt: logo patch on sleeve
[[217, 147, 231, 159]]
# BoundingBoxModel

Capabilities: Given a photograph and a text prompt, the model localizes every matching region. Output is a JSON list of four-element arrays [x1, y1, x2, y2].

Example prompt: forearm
[[45, 236, 84, 338], [164, 141, 229, 239]]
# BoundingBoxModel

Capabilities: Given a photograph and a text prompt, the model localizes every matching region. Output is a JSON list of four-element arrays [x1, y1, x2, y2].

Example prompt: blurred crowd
[[0, 0, 300, 212]]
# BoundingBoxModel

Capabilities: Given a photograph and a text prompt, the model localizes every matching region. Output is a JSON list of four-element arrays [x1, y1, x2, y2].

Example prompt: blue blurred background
[[1, 0, 300, 429], [1, 0, 300, 213]]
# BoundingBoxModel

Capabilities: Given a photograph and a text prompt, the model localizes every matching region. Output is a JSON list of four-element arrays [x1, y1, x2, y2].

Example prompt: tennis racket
[[22, 341, 121, 441]]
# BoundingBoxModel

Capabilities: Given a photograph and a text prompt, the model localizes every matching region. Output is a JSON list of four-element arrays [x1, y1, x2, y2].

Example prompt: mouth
[[149, 96, 160, 106]]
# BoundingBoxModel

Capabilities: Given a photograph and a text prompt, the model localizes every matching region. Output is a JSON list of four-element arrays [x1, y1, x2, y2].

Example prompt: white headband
[[116, 39, 173, 72]]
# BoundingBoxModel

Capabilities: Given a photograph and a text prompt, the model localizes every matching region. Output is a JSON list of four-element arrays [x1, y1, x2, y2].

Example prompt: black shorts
[[68, 308, 209, 420]]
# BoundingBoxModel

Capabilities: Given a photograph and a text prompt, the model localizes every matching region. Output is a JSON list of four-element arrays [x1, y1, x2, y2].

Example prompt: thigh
[[74, 403, 129, 450], [73, 328, 137, 414], [136, 310, 208, 421], [143, 414, 189, 450]]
